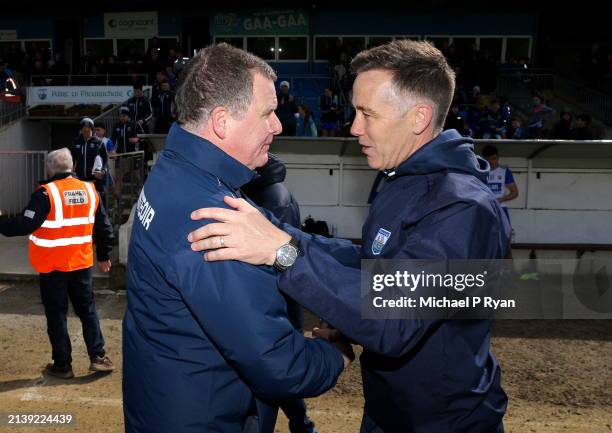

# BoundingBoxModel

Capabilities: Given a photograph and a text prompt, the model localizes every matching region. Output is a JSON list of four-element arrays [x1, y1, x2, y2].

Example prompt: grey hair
[[46, 148, 73, 177], [174, 43, 277, 130], [351, 40, 456, 132]]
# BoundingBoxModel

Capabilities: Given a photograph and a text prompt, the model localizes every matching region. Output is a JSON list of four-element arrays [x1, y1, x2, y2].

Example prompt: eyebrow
[[355, 105, 377, 115]]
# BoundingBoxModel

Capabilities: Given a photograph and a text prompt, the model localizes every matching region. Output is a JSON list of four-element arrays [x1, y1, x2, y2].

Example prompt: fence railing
[[29, 74, 149, 86], [0, 99, 26, 129], [554, 76, 612, 125], [106, 151, 146, 228], [0, 151, 47, 218]]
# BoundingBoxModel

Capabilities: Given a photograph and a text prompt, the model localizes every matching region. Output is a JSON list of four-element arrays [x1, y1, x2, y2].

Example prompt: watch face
[[277, 244, 299, 267]]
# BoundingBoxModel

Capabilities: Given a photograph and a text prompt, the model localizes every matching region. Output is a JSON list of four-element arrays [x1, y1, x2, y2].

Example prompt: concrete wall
[[0, 119, 51, 215], [0, 119, 51, 151]]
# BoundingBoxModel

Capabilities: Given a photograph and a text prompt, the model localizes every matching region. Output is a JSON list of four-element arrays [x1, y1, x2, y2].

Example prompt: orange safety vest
[[28, 176, 99, 273]]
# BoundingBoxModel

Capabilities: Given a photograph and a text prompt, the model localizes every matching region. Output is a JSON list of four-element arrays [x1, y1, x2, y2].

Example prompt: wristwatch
[[273, 237, 301, 272]]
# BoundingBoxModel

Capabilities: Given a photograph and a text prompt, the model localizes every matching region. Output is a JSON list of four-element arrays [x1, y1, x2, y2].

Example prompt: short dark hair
[[350, 39, 456, 131], [133, 83, 143, 90], [577, 114, 591, 124], [482, 145, 499, 158], [94, 122, 105, 129], [174, 43, 277, 128]]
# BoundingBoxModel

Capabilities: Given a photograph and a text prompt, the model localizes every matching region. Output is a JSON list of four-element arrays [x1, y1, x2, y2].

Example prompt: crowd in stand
[[444, 91, 599, 140]]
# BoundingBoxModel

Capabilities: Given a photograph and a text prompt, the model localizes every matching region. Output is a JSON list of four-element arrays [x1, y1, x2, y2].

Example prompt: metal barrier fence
[[106, 151, 146, 228], [0, 151, 47, 218], [0, 100, 26, 129], [29, 74, 149, 86], [496, 73, 555, 113], [554, 76, 612, 125]]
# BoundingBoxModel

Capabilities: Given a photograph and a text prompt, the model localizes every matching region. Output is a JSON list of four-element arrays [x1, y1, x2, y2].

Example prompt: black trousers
[[39, 267, 105, 366]]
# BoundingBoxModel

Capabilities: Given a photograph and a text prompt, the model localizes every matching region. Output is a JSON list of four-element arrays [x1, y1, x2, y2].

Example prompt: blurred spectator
[[173, 49, 188, 77], [152, 80, 175, 134], [5, 43, 25, 73], [49, 52, 70, 75], [144, 47, 164, 84], [71, 117, 108, 197], [111, 107, 142, 154], [94, 123, 117, 156], [505, 118, 525, 139], [551, 111, 574, 140], [276, 81, 297, 136], [164, 66, 178, 89], [482, 145, 518, 239], [151, 70, 167, 101], [29, 60, 47, 84], [319, 88, 339, 137], [106, 55, 123, 75], [295, 104, 317, 137], [526, 95, 553, 138], [575, 114, 594, 140], [459, 119, 474, 138], [127, 84, 153, 133], [444, 100, 465, 132], [479, 100, 504, 139], [500, 98, 513, 124]]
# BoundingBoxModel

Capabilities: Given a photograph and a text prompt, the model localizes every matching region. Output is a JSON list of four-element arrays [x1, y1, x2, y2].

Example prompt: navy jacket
[[123, 124, 344, 433], [71, 134, 108, 190], [279, 130, 511, 433], [242, 154, 301, 229]]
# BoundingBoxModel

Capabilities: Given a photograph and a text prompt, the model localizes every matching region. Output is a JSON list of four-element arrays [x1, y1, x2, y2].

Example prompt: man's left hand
[[189, 196, 291, 265], [98, 260, 112, 273]]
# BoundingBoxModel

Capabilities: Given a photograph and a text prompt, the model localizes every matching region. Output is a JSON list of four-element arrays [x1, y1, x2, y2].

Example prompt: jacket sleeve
[[278, 200, 501, 358], [171, 230, 344, 401], [258, 205, 361, 269], [0, 188, 49, 237], [93, 193, 114, 261], [143, 98, 153, 122]]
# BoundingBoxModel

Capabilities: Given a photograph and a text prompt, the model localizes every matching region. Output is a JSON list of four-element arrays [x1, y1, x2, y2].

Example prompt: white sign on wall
[[0, 30, 18, 41], [104, 12, 158, 38], [27, 86, 151, 105]]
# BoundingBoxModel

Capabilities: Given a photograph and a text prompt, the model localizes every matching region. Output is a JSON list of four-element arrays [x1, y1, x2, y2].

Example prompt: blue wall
[[313, 12, 536, 36], [0, 16, 53, 39]]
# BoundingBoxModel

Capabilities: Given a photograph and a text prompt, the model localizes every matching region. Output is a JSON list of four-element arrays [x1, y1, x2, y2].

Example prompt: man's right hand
[[313, 326, 354, 368]]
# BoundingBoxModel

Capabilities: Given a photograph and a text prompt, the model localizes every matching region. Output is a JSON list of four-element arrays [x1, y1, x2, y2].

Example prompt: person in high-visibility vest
[[0, 148, 115, 379], [1, 69, 21, 103]]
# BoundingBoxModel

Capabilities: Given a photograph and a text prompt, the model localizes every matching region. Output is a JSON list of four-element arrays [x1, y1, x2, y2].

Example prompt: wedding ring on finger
[[219, 236, 225, 248]]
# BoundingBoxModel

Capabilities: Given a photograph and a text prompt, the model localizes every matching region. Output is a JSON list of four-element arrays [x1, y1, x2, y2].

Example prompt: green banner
[[213, 10, 309, 35]]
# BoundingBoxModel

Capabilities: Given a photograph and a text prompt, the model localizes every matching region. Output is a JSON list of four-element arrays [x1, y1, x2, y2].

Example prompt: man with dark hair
[[151, 80, 174, 134], [126, 84, 152, 132], [123, 43, 350, 433], [71, 117, 108, 197], [190, 40, 510, 433], [110, 107, 141, 155], [575, 114, 594, 140], [482, 145, 518, 228], [275, 81, 298, 136]]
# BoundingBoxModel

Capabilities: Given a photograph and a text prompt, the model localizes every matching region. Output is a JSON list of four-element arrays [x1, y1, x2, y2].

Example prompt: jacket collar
[[40, 172, 74, 185], [165, 123, 256, 189]]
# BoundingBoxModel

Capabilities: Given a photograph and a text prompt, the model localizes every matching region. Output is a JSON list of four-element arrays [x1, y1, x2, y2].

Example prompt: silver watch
[[273, 237, 300, 272]]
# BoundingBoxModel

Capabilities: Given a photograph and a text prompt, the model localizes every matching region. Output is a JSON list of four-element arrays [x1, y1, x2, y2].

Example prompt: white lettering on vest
[[137, 189, 156, 231]]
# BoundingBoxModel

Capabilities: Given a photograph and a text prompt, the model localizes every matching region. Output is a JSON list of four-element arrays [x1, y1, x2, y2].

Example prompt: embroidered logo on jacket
[[372, 228, 392, 255]]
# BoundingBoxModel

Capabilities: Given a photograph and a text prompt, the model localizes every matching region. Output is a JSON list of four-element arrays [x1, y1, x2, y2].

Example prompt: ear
[[210, 106, 230, 140], [412, 104, 434, 135]]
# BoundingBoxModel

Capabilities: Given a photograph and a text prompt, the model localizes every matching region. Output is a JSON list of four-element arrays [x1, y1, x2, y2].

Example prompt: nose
[[270, 112, 282, 135], [350, 113, 364, 137]]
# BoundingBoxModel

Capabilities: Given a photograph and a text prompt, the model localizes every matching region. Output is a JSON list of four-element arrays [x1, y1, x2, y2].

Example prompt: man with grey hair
[[0, 148, 115, 379], [123, 43, 351, 433], [189, 40, 511, 433]]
